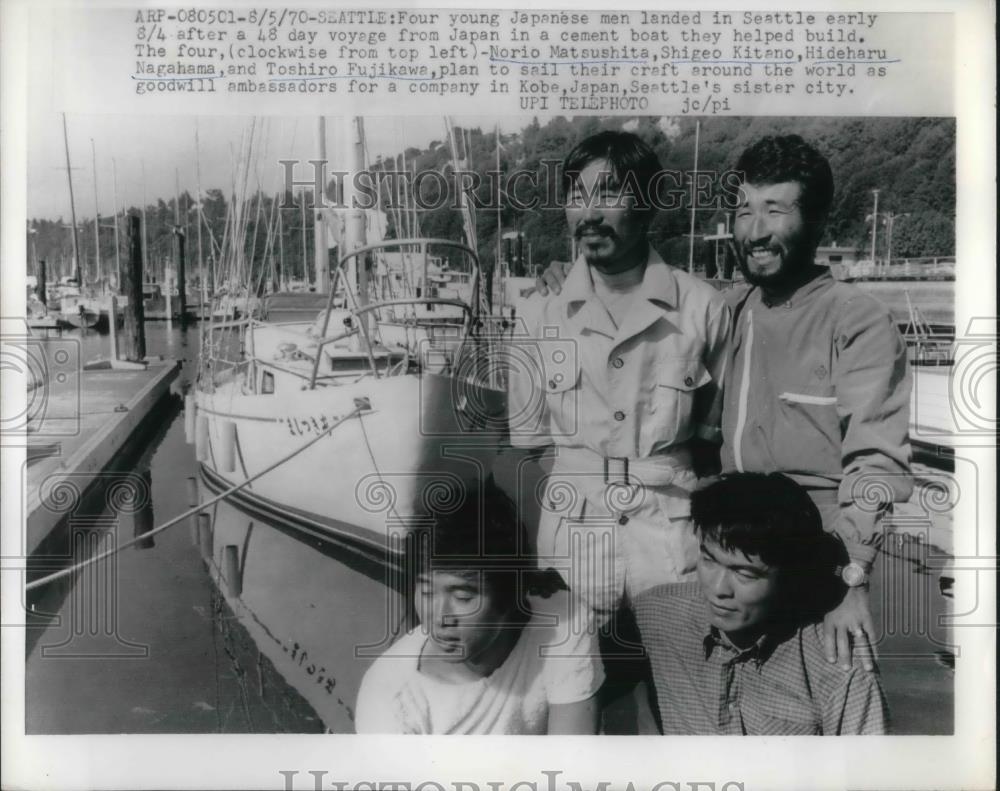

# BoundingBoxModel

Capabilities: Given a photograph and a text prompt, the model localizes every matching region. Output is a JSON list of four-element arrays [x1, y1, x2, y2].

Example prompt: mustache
[[574, 223, 616, 239]]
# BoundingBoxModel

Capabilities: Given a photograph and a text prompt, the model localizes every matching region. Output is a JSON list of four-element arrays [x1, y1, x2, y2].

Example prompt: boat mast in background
[[112, 158, 122, 288], [687, 119, 700, 274], [91, 138, 102, 292], [314, 117, 330, 293], [342, 116, 369, 347], [195, 120, 207, 323], [61, 113, 82, 285]]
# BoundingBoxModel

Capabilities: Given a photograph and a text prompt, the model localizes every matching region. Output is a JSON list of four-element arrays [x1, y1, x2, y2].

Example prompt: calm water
[[24, 324, 955, 734]]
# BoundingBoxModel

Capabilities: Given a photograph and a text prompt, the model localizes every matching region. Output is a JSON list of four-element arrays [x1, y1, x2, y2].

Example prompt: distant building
[[815, 245, 860, 266]]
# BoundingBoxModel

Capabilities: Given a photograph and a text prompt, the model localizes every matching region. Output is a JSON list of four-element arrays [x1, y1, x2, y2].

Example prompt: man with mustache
[[536, 133, 912, 670], [507, 130, 731, 709]]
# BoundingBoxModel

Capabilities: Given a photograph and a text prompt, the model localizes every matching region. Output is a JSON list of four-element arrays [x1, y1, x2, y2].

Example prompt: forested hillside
[[27, 116, 954, 286]]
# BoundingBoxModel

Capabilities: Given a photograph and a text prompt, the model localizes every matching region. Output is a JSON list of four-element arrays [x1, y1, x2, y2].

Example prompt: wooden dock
[[24, 359, 180, 556]]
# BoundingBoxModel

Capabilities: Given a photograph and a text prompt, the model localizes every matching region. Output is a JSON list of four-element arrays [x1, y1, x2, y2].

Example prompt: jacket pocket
[[644, 358, 710, 446], [539, 343, 582, 438], [772, 385, 841, 474]]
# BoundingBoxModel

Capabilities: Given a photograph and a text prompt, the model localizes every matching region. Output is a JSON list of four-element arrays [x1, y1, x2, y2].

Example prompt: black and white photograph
[[1, 3, 994, 790]]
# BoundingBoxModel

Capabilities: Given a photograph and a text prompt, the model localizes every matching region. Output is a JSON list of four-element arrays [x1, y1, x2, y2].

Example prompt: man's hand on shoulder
[[534, 260, 573, 297], [823, 586, 877, 672]]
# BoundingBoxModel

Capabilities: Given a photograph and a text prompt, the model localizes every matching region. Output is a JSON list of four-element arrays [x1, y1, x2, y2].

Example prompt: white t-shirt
[[354, 591, 603, 734]]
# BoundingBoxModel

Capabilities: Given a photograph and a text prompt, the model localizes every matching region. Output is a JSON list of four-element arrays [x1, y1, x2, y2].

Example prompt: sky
[[21, 2, 537, 220], [27, 112, 530, 222]]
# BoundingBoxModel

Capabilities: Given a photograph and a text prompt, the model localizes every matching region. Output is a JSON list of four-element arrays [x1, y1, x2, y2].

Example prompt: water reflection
[[197, 479, 407, 732]]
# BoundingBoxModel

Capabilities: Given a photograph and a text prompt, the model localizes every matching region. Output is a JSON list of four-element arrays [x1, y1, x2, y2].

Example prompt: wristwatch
[[836, 561, 869, 588]]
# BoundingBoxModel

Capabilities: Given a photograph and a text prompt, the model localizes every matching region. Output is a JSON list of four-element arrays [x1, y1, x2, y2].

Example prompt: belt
[[552, 445, 694, 488]]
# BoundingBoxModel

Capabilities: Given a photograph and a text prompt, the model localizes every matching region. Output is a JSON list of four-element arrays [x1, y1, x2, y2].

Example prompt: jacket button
[[684, 375, 694, 387], [613, 410, 626, 422], [612, 357, 624, 369]]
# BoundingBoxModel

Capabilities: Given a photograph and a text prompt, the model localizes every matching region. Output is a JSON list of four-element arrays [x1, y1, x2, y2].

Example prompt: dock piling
[[108, 296, 119, 361], [38, 259, 47, 306], [123, 214, 147, 361]]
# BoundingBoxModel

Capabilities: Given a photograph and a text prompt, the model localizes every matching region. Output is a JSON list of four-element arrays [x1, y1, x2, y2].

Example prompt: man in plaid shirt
[[635, 472, 889, 735]]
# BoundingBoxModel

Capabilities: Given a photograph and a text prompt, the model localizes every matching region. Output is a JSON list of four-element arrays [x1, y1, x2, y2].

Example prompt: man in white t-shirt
[[355, 482, 603, 735]]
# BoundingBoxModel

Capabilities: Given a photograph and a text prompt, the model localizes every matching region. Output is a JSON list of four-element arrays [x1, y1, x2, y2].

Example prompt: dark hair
[[692, 473, 848, 619], [408, 478, 533, 613], [691, 473, 825, 571], [562, 130, 662, 214], [734, 135, 834, 226]]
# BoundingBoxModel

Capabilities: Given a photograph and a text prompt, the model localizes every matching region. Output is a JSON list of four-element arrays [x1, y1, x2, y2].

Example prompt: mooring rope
[[25, 403, 368, 592]]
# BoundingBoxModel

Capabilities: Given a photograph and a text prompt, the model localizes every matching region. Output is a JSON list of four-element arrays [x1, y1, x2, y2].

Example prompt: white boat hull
[[195, 372, 506, 554]]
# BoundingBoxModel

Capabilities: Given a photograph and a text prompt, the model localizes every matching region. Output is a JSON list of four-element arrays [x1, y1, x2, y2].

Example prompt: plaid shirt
[[634, 582, 889, 735]]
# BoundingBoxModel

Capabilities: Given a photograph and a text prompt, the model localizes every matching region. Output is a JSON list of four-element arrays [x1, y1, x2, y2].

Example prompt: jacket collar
[[560, 247, 681, 341], [756, 264, 835, 309]]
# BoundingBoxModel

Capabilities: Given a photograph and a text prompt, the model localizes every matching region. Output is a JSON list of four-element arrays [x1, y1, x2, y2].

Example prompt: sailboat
[[191, 117, 507, 560]]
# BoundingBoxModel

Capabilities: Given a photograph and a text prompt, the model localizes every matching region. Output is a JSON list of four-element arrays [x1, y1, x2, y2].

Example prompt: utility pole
[[885, 211, 909, 267]]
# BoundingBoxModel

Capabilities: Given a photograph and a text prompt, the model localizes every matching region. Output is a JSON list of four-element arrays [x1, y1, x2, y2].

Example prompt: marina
[[20, 114, 960, 739]]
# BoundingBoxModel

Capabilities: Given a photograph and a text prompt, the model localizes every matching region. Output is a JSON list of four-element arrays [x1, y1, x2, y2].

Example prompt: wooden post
[[38, 259, 47, 306], [123, 213, 146, 361], [108, 296, 119, 361], [165, 267, 173, 327]]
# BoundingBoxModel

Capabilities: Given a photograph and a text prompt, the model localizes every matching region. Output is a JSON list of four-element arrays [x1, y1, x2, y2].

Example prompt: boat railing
[[307, 238, 483, 390]]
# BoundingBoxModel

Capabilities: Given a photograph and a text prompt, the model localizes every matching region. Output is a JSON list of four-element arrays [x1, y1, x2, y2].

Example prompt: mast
[[141, 160, 149, 284], [313, 117, 330, 292], [91, 138, 102, 291], [870, 188, 880, 266], [300, 191, 307, 284], [62, 113, 82, 285], [687, 119, 700, 274], [195, 120, 206, 321], [277, 191, 285, 288], [112, 158, 122, 289], [343, 116, 369, 345]]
